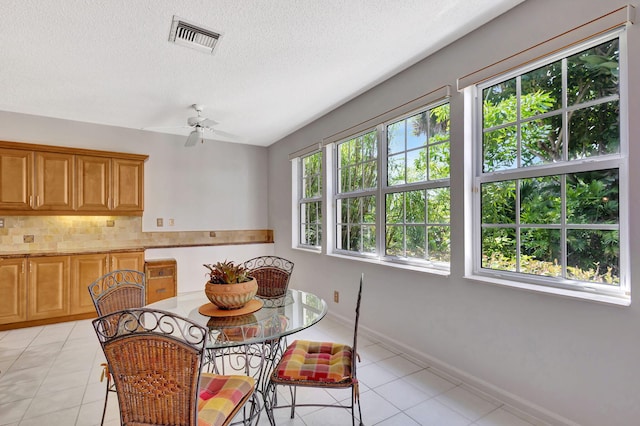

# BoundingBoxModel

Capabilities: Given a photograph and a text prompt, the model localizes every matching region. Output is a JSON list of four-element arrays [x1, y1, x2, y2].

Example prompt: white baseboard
[[327, 311, 578, 426]]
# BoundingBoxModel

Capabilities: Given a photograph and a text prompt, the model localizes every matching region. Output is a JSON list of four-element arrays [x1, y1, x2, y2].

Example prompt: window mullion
[[377, 123, 386, 259], [474, 33, 625, 296]]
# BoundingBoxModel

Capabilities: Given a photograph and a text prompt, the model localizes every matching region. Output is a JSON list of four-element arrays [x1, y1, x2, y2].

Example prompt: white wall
[[146, 244, 274, 293], [267, 1, 640, 425], [0, 111, 271, 293], [0, 111, 269, 232]]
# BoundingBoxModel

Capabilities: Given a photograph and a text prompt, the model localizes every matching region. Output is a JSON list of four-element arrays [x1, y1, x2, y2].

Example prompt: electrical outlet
[[106, 220, 115, 227], [0, 218, 4, 228], [156, 218, 163, 227], [23, 234, 34, 243], [168, 218, 175, 226], [334, 291, 339, 303], [209, 231, 217, 237]]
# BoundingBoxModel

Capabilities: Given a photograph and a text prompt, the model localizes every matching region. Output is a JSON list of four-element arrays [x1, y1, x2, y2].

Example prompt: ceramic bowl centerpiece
[[204, 260, 258, 310]]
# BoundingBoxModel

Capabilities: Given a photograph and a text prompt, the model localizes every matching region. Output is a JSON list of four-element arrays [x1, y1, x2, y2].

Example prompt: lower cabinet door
[[70, 253, 109, 315], [0, 258, 27, 324], [110, 251, 145, 272], [28, 256, 70, 320]]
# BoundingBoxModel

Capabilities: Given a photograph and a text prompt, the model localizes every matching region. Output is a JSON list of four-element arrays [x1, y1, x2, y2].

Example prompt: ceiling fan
[[183, 104, 240, 147], [149, 104, 240, 147]]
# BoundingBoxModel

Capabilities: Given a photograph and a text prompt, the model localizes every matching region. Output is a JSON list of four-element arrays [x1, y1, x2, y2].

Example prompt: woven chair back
[[88, 270, 146, 316], [244, 256, 294, 298], [92, 308, 208, 426]]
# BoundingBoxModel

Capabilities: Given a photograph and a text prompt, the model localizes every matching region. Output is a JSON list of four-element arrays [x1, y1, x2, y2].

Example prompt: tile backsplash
[[0, 216, 273, 254]]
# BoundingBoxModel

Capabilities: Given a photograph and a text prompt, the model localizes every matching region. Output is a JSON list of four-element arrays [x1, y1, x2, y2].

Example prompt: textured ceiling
[[0, 0, 523, 147]]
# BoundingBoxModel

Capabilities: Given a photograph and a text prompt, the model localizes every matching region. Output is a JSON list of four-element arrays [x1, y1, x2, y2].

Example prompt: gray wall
[[0, 110, 269, 232], [0, 111, 272, 291], [267, 1, 640, 424]]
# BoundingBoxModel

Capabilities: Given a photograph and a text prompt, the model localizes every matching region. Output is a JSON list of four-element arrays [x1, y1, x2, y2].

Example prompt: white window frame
[[291, 146, 323, 252], [467, 29, 630, 305], [330, 100, 452, 273]]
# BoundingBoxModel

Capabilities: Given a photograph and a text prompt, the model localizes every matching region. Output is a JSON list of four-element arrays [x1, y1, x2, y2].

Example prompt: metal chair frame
[[87, 269, 146, 425], [92, 308, 258, 426], [243, 256, 294, 299], [265, 274, 364, 426]]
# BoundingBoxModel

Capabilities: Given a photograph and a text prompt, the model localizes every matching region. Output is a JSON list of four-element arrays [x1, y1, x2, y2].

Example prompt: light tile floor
[[0, 315, 544, 426]]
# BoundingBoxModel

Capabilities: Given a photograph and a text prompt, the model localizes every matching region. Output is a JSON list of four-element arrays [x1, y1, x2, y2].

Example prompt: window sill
[[327, 252, 450, 276], [292, 246, 322, 254], [464, 273, 630, 306]]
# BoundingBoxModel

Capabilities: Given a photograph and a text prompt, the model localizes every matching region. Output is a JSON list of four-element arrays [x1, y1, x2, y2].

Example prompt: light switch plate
[[156, 218, 164, 227]]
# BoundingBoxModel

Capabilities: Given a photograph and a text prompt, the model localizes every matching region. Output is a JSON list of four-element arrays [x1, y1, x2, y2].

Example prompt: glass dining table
[[146, 288, 328, 414]]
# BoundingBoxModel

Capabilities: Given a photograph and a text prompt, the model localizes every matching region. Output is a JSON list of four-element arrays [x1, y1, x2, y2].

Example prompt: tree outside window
[[477, 36, 623, 288], [334, 102, 451, 268], [299, 151, 322, 247]]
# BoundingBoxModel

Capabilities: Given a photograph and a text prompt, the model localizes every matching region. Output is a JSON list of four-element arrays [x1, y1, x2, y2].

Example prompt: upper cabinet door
[[33, 152, 74, 211], [112, 158, 144, 212], [0, 148, 33, 210], [76, 155, 111, 212], [0, 142, 146, 216]]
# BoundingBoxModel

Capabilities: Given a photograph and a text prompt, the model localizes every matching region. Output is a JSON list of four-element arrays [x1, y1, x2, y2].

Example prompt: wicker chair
[[243, 256, 294, 299], [266, 274, 364, 426], [92, 308, 258, 426], [87, 269, 146, 425]]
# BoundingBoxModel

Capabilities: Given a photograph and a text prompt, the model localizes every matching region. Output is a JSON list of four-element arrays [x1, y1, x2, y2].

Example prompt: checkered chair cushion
[[274, 339, 353, 383], [198, 373, 255, 426]]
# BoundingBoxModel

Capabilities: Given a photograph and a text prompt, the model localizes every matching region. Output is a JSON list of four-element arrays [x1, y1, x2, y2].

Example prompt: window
[[298, 151, 322, 248], [473, 33, 627, 298], [335, 130, 378, 254], [334, 102, 451, 269], [385, 105, 451, 263]]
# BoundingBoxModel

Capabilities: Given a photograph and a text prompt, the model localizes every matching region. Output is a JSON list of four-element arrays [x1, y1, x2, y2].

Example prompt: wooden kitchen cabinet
[[0, 257, 27, 325], [76, 155, 144, 214], [70, 250, 144, 316], [0, 249, 145, 329], [27, 255, 70, 321], [0, 149, 73, 212], [33, 151, 74, 211], [76, 155, 111, 212], [0, 148, 33, 210], [144, 259, 177, 304], [110, 250, 145, 271], [70, 253, 109, 315], [112, 158, 144, 212], [0, 141, 147, 216]]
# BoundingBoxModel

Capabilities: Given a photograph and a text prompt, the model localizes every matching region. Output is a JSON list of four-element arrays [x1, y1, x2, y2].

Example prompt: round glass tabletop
[[147, 288, 327, 348]]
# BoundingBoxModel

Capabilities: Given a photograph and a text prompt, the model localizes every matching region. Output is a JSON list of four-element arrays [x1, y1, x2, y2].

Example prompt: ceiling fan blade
[[185, 129, 200, 147], [143, 125, 190, 131], [211, 129, 242, 140], [200, 118, 219, 127]]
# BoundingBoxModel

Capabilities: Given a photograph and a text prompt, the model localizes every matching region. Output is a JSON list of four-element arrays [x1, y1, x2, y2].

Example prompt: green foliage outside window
[[384, 104, 451, 262], [480, 38, 621, 285], [300, 152, 322, 247]]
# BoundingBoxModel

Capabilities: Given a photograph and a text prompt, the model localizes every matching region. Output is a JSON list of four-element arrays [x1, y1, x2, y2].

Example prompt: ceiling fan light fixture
[[169, 16, 221, 54]]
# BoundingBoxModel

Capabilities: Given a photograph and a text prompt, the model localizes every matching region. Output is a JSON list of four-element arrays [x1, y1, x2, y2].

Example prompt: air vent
[[169, 16, 221, 54]]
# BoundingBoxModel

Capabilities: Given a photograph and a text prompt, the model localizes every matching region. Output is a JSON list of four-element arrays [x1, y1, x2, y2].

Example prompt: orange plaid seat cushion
[[274, 339, 352, 383], [197, 373, 255, 426]]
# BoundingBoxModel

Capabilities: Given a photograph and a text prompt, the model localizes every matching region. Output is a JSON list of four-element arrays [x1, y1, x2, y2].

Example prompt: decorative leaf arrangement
[[204, 260, 251, 284]]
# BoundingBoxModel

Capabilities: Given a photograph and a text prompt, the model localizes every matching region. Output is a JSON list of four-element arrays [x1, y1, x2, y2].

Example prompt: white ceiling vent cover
[[169, 16, 221, 54]]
